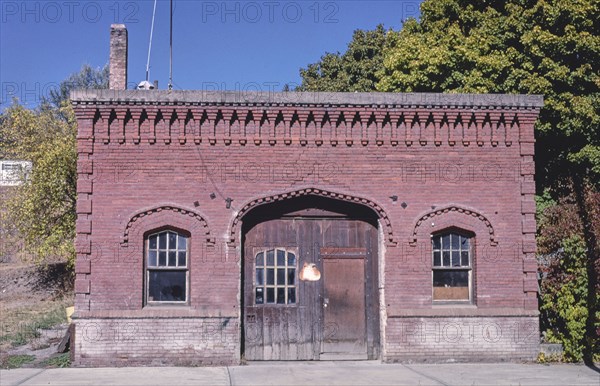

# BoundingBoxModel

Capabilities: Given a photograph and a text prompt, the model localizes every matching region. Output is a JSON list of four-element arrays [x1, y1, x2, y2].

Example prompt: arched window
[[254, 249, 297, 305], [431, 231, 473, 303], [145, 229, 189, 304]]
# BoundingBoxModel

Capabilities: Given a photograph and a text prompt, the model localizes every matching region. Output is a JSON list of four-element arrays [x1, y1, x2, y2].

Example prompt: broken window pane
[[433, 251, 441, 267], [461, 235, 469, 250], [432, 270, 469, 301], [255, 287, 264, 304], [287, 268, 295, 285], [148, 270, 186, 301]]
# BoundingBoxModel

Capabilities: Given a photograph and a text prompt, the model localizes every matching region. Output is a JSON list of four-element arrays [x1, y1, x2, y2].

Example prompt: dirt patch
[[0, 261, 74, 368]]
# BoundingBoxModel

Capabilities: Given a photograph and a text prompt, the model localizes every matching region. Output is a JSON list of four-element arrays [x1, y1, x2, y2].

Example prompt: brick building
[[70, 25, 543, 366]]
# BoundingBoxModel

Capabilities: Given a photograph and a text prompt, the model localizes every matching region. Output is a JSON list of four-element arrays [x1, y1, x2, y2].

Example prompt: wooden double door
[[243, 213, 379, 360]]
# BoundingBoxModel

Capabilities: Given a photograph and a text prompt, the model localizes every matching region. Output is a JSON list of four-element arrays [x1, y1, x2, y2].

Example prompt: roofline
[[70, 90, 544, 109]]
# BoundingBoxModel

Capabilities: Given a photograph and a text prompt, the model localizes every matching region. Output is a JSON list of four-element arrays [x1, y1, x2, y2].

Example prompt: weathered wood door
[[320, 248, 367, 359], [242, 203, 379, 361]]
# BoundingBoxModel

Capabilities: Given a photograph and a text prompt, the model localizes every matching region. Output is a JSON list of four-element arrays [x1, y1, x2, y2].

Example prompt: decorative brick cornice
[[70, 90, 544, 108], [71, 91, 541, 147], [122, 204, 210, 245], [410, 204, 497, 246], [229, 187, 395, 245]]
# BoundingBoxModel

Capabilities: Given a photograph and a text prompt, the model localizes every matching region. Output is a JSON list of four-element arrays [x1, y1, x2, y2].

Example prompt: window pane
[[168, 232, 177, 249], [452, 251, 460, 266], [267, 268, 275, 285], [442, 251, 450, 266], [149, 235, 157, 250], [178, 235, 187, 250], [442, 234, 450, 249], [433, 270, 469, 301], [433, 251, 441, 267], [277, 268, 285, 285], [461, 251, 469, 266], [287, 288, 296, 304], [266, 288, 275, 303], [168, 251, 177, 266], [277, 288, 286, 304], [432, 236, 441, 250], [178, 251, 186, 266], [158, 251, 167, 266], [288, 253, 296, 266], [159, 232, 167, 249], [255, 287, 264, 304], [266, 250, 274, 266], [256, 252, 264, 266], [148, 270, 186, 301], [148, 250, 157, 267], [451, 234, 459, 249], [256, 268, 264, 285], [287, 268, 295, 285], [461, 235, 470, 250], [277, 250, 285, 266]]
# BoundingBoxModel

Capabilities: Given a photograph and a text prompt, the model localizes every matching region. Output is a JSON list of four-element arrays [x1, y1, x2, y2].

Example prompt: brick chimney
[[109, 24, 128, 90]]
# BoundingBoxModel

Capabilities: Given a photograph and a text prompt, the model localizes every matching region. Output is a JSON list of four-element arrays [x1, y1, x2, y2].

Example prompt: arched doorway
[[240, 195, 381, 360]]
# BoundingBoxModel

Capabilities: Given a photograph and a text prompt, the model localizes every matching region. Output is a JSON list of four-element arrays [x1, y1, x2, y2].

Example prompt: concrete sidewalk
[[1, 362, 598, 386]]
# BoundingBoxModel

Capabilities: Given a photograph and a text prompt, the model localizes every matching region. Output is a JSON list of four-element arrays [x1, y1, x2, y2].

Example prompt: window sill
[[73, 307, 238, 319], [432, 302, 476, 308], [386, 307, 539, 318]]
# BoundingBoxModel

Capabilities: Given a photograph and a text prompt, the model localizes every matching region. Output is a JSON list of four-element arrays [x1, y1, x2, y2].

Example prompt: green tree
[[296, 24, 392, 92], [43, 64, 109, 110], [0, 64, 108, 266], [376, 0, 600, 189], [538, 189, 600, 362]]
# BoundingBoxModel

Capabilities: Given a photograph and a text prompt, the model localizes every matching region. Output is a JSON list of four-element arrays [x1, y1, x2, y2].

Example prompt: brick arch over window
[[229, 187, 395, 244], [122, 204, 212, 246], [410, 205, 497, 246]]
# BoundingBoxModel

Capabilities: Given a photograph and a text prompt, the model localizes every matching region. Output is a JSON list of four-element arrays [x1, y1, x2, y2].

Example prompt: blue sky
[[1, 0, 422, 110]]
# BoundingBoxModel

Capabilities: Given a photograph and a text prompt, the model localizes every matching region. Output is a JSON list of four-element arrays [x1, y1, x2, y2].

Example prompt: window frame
[[431, 230, 474, 304], [144, 228, 190, 306], [253, 248, 298, 307]]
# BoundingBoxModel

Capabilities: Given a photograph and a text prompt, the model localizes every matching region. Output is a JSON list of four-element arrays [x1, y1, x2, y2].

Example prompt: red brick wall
[[72, 91, 541, 365]]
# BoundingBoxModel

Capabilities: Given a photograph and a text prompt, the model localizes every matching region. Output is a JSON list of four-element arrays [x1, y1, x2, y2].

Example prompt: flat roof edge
[[70, 90, 544, 108]]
